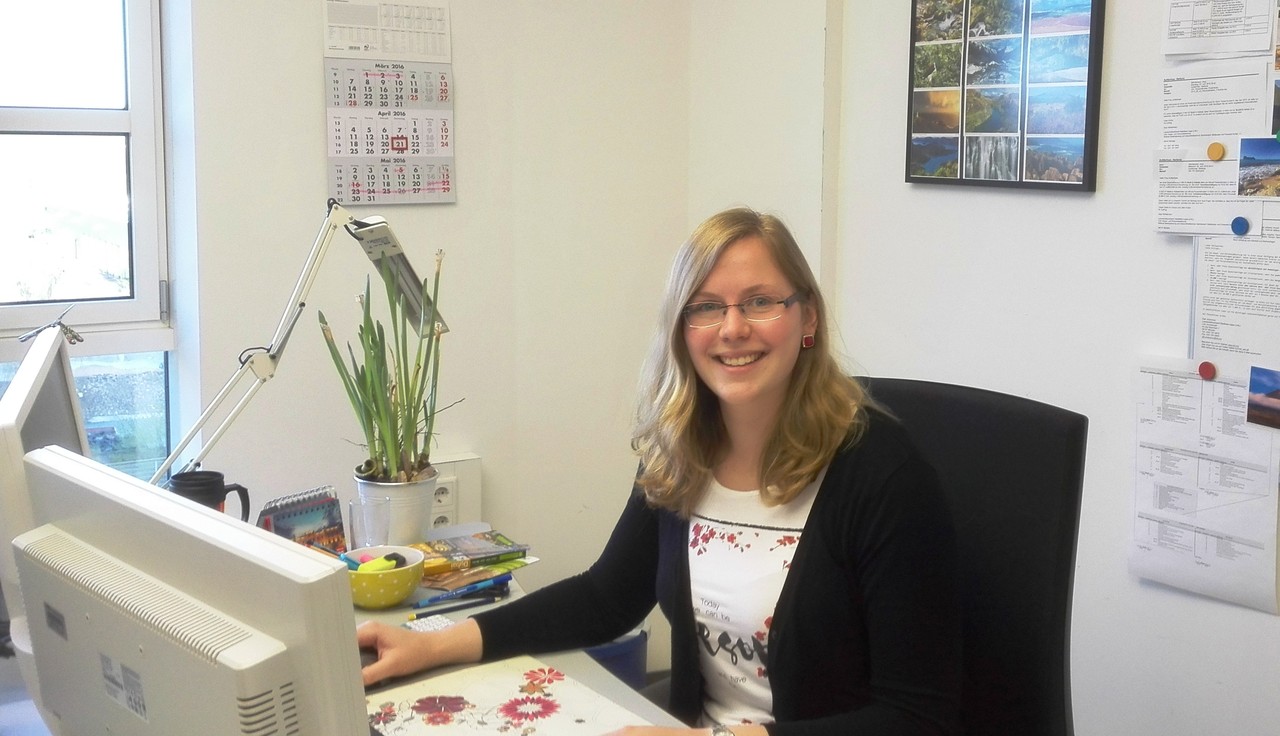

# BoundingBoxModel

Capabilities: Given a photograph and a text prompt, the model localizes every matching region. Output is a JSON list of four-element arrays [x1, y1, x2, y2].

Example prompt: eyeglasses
[[681, 293, 804, 328]]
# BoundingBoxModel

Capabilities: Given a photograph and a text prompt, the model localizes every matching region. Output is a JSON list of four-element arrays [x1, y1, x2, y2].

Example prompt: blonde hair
[[631, 207, 870, 517]]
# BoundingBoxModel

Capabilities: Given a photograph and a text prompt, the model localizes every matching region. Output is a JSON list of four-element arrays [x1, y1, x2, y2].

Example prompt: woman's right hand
[[356, 617, 483, 687]]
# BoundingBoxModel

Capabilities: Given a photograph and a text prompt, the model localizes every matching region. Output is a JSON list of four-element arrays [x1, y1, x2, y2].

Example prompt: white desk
[[354, 580, 682, 728]]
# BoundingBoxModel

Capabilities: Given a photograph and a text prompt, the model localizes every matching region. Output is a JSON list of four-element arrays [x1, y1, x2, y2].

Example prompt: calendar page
[[324, 1, 456, 205]]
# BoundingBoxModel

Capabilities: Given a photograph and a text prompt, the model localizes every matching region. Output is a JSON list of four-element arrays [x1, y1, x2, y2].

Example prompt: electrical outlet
[[433, 475, 456, 507]]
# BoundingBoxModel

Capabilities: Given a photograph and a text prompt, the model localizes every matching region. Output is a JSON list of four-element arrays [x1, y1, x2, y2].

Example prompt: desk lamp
[[149, 199, 444, 485]]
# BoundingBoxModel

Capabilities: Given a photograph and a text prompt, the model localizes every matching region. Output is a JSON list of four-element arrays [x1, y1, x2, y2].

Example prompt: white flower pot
[[355, 471, 438, 546]]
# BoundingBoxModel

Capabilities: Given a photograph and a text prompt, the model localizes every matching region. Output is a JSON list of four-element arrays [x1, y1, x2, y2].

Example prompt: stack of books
[[409, 529, 530, 578]]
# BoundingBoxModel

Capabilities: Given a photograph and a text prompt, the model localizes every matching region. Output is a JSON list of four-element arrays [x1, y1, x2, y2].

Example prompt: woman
[[357, 208, 961, 736]]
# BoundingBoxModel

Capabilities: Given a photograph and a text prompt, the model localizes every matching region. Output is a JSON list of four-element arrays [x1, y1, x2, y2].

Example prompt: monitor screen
[[0, 326, 89, 730], [15, 446, 368, 735]]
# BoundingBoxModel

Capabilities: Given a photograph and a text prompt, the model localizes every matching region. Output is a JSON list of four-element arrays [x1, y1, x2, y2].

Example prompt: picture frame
[[906, 0, 1106, 191]]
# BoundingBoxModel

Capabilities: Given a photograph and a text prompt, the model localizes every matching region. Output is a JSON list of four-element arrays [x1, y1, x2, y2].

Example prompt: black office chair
[[861, 377, 1087, 736]]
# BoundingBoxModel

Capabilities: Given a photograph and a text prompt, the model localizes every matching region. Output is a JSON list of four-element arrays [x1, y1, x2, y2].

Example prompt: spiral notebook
[[256, 484, 347, 552]]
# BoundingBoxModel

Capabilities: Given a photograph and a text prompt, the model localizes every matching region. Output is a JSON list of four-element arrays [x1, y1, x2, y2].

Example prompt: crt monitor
[[0, 326, 89, 729], [14, 446, 369, 735]]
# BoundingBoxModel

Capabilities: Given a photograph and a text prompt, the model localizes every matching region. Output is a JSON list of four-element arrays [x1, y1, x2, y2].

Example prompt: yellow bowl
[[347, 545, 425, 610]]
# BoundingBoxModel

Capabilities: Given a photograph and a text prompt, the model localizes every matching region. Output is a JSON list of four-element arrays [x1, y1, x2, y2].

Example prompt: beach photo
[[1237, 137, 1280, 197], [966, 88, 1021, 134], [909, 136, 960, 178], [1024, 136, 1085, 182], [1029, 0, 1093, 34], [1026, 85, 1086, 134]]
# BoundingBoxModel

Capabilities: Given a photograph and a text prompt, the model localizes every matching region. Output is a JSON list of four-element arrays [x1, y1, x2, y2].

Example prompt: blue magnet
[[1231, 216, 1249, 236]]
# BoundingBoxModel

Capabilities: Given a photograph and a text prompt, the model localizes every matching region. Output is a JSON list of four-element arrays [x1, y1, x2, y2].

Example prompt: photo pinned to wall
[[906, 0, 1105, 190], [1238, 137, 1280, 197], [1247, 366, 1280, 429]]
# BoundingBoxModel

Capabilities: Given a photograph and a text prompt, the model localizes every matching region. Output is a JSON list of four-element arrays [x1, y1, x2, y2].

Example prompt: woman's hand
[[355, 617, 483, 687]]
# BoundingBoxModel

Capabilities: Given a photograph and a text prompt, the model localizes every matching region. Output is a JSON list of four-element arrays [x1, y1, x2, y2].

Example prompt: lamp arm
[[149, 359, 254, 483], [149, 201, 356, 485]]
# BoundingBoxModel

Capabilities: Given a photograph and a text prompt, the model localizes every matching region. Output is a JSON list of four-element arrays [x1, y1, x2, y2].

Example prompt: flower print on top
[[689, 471, 822, 728]]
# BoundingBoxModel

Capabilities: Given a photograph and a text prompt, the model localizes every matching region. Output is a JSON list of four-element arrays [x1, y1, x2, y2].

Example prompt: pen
[[309, 543, 360, 569], [308, 542, 341, 557], [412, 573, 513, 609], [408, 591, 505, 619]]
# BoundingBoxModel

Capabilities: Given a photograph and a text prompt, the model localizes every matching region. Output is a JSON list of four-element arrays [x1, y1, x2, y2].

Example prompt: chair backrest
[[860, 377, 1087, 736]]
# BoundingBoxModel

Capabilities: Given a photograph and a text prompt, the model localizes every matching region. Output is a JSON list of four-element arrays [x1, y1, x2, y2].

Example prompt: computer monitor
[[0, 326, 89, 731], [14, 446, 368, 735]]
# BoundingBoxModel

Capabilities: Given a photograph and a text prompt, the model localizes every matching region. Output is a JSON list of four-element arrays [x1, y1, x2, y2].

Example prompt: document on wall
[[1156, 58, 1271, 233], [325, 0, 450, 63], [1156, 135, 1266, 234], [1164, 0, 1274, 57], [324, 0, 455, 205], [1192, 235, 1280, 367], [1130, 357, 1280, 614]]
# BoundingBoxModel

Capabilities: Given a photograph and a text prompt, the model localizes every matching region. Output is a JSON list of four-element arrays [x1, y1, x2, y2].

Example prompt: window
[[0, 0, 170, 479], [0, 351, 169, 480], [0, 0, 167, 341]]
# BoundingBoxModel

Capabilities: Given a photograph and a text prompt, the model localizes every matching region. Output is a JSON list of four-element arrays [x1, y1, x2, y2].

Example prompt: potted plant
[[318, 250, 447, 544]]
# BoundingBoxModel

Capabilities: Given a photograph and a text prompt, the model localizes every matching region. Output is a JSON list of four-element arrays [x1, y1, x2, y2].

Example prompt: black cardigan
[[474, 410, 961, 735]]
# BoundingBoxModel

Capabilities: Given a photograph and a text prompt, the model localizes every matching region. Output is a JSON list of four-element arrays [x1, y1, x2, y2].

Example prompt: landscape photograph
[[1028, 33, 1090, 83], [965, 135, 1020, 180], [1024, 136, 1085, 182], [912, 90, 962, 134], [914, 41, 963, 88], [966, 88, 1021, 133], [1029, 0, 1093, 34], [967, 37, 1023, 86], [1247, 366, 1280, 430], [1237, 136, 1280, 197], [914, 0, 964, 42], [909, 136, 960, 178], [968, 0, 1025, 37], [1026, 85, 1086, 134]]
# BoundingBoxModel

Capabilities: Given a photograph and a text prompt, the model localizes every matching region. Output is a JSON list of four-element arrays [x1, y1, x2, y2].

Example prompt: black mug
[[168, 470, 250, 522]]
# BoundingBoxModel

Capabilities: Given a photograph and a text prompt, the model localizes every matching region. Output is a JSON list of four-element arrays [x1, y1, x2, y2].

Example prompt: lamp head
[[349, 216, 448, 337]]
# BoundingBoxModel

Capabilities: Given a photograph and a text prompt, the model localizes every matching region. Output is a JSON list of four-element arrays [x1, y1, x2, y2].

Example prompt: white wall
[[170, 0, 687, 601], [169, 0, 1280, 729], [840, 2, 1280, 735]]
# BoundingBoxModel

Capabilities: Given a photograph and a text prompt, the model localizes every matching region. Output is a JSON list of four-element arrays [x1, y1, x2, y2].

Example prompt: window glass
[[0, 134, 132, 306], [0, 1, 126, 109], [0, 352, 169, 481]]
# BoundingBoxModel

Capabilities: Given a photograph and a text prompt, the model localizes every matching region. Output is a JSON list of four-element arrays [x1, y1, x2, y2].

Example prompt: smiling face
[[683, 235, 817, 424]]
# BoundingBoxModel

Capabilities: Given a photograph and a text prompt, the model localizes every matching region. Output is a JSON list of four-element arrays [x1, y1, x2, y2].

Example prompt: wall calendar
[[324, 0, 455, 205]]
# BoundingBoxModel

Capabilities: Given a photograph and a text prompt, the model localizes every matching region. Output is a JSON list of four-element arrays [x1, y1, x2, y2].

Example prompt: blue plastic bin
[[584, 627, 649, 690]]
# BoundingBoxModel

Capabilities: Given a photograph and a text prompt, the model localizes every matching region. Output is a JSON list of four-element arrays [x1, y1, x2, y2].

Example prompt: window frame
[[0, 0, 169, 361]]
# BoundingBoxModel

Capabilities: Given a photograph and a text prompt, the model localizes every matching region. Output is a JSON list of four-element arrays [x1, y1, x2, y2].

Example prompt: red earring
[[801, 334, 815, 349]]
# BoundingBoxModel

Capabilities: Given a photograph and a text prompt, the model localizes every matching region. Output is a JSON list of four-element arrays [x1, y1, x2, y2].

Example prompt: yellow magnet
[[1206, 142, 1226, 161]]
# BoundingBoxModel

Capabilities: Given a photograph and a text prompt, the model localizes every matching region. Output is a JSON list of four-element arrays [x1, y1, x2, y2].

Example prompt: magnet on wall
[[1198, 361, 1216, 381], [1207, 141, 1226, 161], [1231, 216, 1250, 236]]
